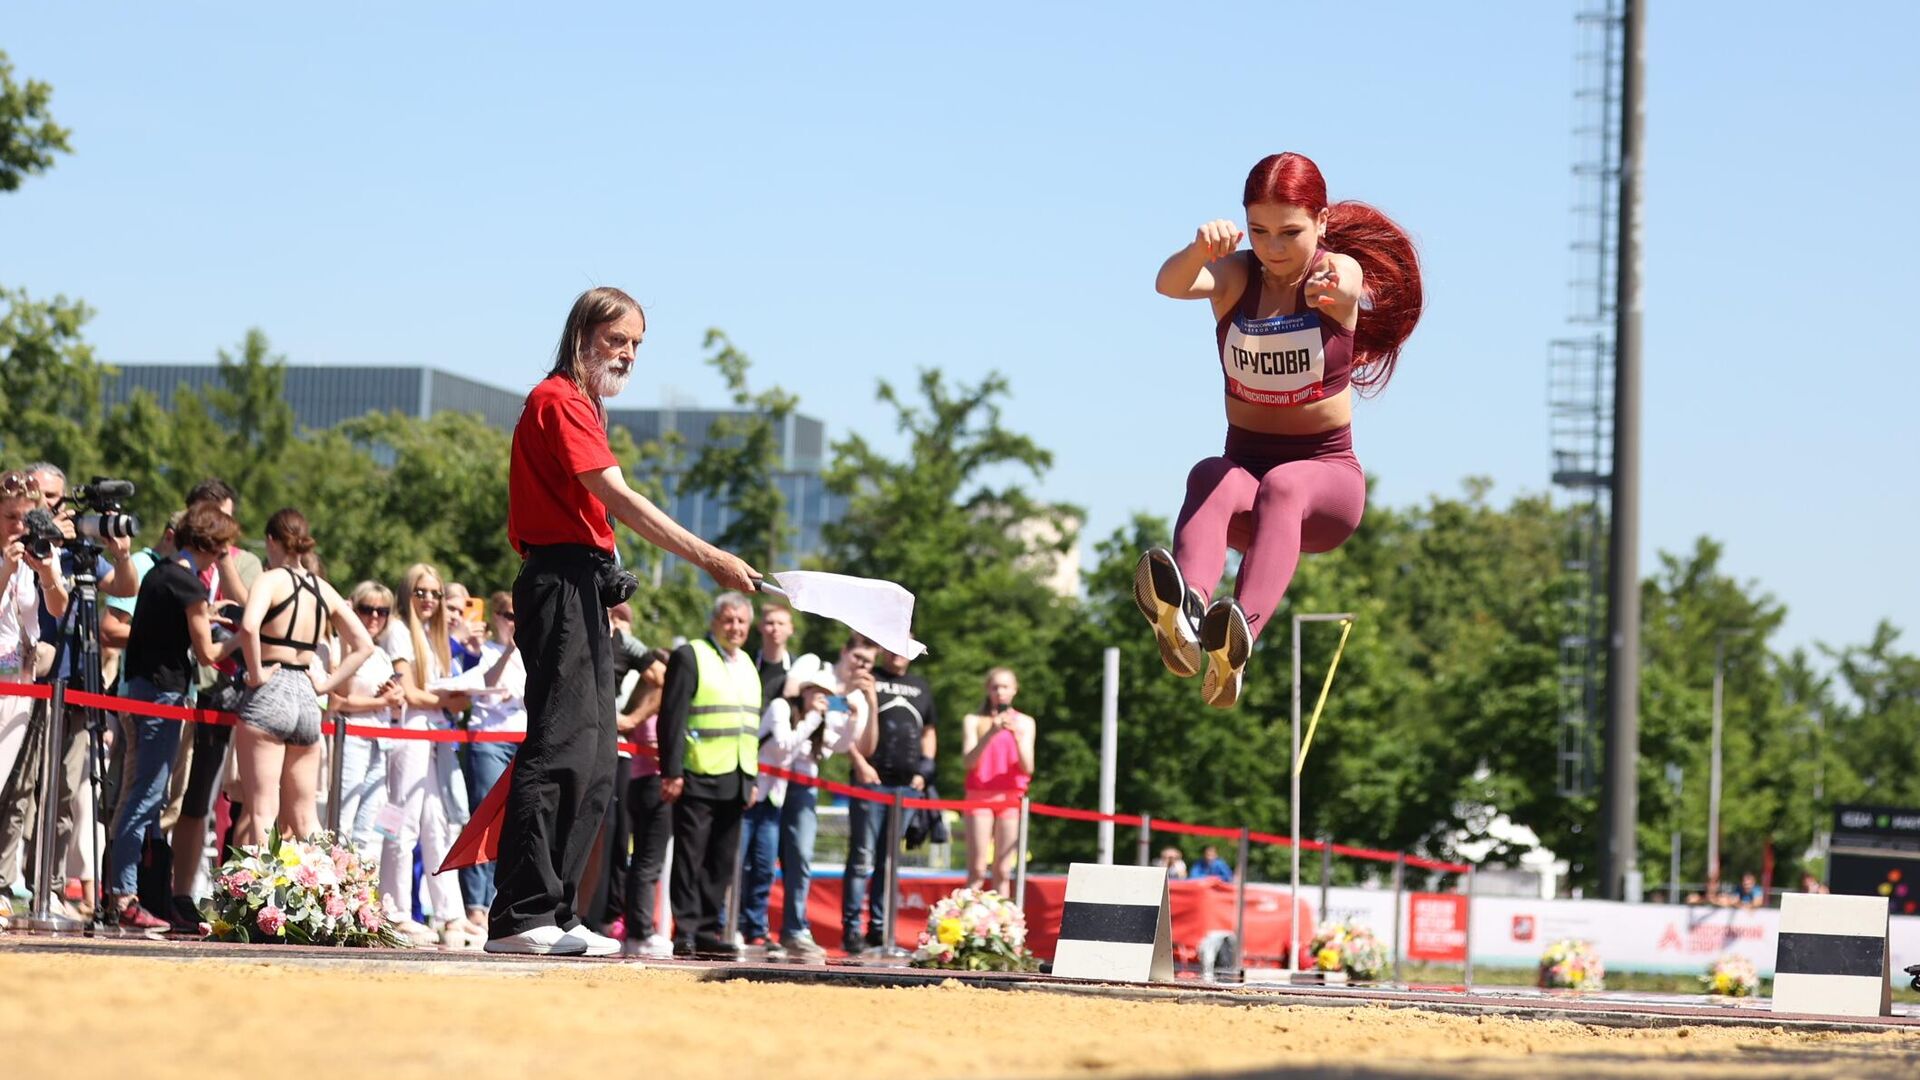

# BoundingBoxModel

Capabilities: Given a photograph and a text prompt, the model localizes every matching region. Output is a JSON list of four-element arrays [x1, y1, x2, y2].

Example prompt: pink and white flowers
[[910, 888, 1037, 973], [200, 832, 407, 948], [1304, 920, 1389, 980], [1538, 938, 1605, 990]]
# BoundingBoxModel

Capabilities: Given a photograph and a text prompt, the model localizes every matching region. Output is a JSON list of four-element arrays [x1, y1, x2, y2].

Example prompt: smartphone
[[218, 602, 245, 623], [463, 597, 487, 624], [826, 694, 850, 713]]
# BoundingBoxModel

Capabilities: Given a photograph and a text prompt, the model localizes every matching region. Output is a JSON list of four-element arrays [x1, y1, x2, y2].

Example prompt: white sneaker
[[643, 933, 674, 959], [393, 919, 441, 947], [559, 924, 621, 957], [485, 924, 588, 956]]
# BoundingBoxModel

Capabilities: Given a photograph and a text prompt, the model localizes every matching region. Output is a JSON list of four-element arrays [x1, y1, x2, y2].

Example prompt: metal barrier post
[[725, 813, 746, 949], [1319, 834, 1332, 925], [1137, 813, 1152, 867], [1391, 853, 1406, 984], [325, 712, 347, 836], [27, 693, 79, 932], [881, 790, 905, 954], [1234, 827, 1250, 977], [1464, 863, 1476, 988], [1013, 795, 1030, 908]]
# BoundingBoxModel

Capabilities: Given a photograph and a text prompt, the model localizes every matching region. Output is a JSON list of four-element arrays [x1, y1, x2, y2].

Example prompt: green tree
[[0, 288, 105, 473], [821, 369, 1079, 803], [199, 329, 298, 522], [677, 329, 796, 571], [0, 49, 72, 192]]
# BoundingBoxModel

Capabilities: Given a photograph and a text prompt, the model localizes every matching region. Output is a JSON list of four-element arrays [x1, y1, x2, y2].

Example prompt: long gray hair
[[549, 286, 644, 385]]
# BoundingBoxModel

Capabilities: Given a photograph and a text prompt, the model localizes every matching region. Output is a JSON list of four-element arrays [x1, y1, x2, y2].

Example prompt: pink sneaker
[[606, 915, 627, 942]]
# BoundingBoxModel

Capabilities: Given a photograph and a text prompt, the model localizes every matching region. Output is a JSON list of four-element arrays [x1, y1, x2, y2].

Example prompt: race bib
[[1221, 312, 1327, 406]]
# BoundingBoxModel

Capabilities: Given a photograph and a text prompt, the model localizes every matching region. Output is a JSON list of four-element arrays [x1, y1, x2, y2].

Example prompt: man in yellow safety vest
[[657, 591, 762, 958]]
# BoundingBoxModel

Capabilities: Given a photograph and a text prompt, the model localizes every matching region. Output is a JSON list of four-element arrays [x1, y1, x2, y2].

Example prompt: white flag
[[768, 571, 927, 660]]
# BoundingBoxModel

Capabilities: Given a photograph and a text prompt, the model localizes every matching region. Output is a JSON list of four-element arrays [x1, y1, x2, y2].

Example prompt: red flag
[[441, 761, 513, 873]]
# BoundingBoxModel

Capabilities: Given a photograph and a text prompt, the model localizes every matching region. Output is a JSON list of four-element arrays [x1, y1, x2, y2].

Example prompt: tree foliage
[[0, 49, 72, 192], [677, 329, 795, 571]]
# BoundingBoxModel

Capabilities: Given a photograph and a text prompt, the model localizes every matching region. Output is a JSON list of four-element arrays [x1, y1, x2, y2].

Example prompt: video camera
[[21, 477, 140, 561]]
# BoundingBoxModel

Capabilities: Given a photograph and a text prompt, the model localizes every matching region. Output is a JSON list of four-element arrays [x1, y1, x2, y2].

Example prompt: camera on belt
[[22, 477, 140, 560]]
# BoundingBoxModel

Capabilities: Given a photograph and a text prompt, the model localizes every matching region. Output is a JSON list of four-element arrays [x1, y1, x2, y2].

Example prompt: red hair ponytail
[[1244, 153, 1423, 393]]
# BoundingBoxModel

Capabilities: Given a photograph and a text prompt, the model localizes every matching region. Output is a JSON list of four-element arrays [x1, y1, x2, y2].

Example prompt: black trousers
[[489, 548, 617, 937], [622, 775, 673, 937], [669, 788, 745, 942]]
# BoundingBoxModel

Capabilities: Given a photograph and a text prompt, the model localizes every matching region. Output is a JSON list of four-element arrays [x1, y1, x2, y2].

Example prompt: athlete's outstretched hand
[[1305, 257, 1347, 310], [1192, 219, 1244, 261]]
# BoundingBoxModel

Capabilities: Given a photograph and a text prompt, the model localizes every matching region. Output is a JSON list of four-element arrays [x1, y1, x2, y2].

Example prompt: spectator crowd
[[0, 461, 1052, 957]]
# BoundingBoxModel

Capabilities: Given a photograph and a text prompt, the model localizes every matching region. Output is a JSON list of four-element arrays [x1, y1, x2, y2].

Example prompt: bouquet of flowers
[[200, 832, 407, 948], [1538, 939, 1604, 990], [1702, 954, 1760, 997], [1303, 920, 1389, 980], [909, 887, 1038, 972]]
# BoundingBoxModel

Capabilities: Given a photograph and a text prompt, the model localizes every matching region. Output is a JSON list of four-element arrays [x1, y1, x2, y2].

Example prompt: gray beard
[[585, 357, 631, 399]]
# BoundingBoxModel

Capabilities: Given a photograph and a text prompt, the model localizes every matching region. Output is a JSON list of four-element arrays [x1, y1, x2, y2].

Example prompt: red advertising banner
[[1406, 892, 1468, 963]]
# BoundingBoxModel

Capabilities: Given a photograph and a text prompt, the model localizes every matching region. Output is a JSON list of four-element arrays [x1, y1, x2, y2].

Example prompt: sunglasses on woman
[[356, 605, 392, 618], [0, 472, 41, 498], [413, 588, 442, 600]]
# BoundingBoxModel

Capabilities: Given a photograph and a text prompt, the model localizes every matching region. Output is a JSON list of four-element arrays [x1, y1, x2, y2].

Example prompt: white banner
[[1291, 886, 1920, 977]]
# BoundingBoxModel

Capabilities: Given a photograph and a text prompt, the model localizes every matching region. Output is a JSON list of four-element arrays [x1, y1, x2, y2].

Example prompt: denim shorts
[[238, 666, 323, 746]]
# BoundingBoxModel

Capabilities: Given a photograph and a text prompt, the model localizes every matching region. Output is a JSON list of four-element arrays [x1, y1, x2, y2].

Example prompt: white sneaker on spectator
[[559, 924, 621, 957], [780, 930, 827, 962], [485, 924, 587, 956], [643, 933, 673, 959], [435, 920, 483, 951], [393, 919, 440, 947]]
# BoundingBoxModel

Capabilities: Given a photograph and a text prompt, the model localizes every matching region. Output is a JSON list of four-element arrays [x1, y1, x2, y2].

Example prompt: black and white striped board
[[1051, 864, 1174, 984], [1772, 893, 1892, 1017]]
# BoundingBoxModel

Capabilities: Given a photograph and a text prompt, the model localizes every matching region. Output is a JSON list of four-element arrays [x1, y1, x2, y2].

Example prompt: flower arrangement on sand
[[200, 833, 406, 947], [909, 888, 1038, 972], [1303, 920, 1389, 980], [1702, 954, 1760, 997], [1538, 939, 1604, 990]]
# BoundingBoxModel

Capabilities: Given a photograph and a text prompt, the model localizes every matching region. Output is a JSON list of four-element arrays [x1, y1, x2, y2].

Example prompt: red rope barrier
[[0, 683, 1469, 871]]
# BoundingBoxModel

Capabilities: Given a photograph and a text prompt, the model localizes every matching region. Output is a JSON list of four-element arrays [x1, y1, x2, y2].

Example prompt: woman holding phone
[[960, 667, 1035, 894], [329, 581, 408, 861]]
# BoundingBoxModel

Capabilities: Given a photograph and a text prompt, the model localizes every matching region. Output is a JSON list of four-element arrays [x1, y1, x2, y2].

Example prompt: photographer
[[107, 503, 243, 930], [168, 479, 261, 923], [0, 471, 67, 919], [0, 464, 138, 920]]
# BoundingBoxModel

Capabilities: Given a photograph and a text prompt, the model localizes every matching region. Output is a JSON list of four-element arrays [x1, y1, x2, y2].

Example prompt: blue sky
[[6, 2, 1916, 660]]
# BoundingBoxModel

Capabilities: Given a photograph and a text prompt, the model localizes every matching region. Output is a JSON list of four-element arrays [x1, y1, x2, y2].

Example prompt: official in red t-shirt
[[484, 286, 759, 957]]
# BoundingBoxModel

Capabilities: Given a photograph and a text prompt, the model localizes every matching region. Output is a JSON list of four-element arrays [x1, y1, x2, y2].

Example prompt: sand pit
[[5, 950, 1920, 1078]]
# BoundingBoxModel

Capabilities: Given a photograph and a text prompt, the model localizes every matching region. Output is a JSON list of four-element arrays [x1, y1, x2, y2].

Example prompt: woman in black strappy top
[[235, 509, 375, 847]]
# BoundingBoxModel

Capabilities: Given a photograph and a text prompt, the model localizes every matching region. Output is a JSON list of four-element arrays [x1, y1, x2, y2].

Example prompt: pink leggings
[[1173, 425, 1366, 641]]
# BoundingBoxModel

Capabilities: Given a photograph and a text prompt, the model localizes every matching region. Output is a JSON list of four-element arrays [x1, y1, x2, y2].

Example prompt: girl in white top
[[328, 581, 407, 862], [377, 562, 479, 947]]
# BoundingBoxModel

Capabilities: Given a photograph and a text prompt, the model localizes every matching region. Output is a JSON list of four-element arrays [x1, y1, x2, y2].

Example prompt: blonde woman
[[234, 509, 374, 848], [379, 563, 478, 947], [960, 667, 1036, 894], [328, 581, 407, 860]]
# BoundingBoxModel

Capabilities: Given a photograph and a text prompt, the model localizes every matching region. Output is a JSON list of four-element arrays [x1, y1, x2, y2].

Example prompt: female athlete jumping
[[1137, 152, 1422, 708]]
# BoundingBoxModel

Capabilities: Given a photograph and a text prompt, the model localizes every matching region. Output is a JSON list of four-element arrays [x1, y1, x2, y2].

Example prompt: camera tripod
[[9, 541, 118, 932]]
